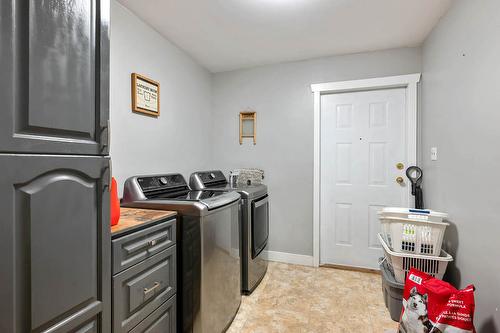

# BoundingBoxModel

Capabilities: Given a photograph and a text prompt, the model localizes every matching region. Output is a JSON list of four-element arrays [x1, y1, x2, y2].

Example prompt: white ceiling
[[117, 0, 453, 73]]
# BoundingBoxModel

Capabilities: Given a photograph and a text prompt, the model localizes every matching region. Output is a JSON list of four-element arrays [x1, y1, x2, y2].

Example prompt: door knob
[[396, 176, 404, 184]]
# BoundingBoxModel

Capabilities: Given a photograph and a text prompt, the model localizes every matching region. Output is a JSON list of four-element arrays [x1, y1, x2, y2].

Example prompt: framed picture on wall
[[131, 73, 160, 117]]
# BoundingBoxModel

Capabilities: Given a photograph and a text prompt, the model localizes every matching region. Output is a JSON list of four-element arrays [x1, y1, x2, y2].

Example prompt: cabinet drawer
[[113, 218, 175, 274], [129, 296, 176, 333], [113, 247, 177, 333]]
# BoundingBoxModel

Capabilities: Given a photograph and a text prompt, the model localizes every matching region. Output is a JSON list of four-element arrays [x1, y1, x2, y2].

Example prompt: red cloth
[[110, 177, 120, 226]]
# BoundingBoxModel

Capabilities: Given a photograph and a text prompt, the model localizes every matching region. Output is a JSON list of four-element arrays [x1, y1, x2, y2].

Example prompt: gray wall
[[421, 0, 500, 331], [110, 0, 212, 195], [212, 48, 422, 256], [109, 2, 498, 328]]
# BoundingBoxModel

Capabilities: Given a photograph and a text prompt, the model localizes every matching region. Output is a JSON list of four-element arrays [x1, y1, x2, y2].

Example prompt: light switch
[[431, 147, 438, 161]]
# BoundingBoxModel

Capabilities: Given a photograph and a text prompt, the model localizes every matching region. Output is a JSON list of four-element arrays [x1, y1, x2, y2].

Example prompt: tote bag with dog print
[[399, 268, 476, 333]]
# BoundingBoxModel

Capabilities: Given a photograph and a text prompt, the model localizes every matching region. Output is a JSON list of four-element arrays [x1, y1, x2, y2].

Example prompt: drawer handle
[[143, 282, 161, 296], [149, 238, 159, 247], [148, 234, 169, 248], [123, 232, 169, 254]]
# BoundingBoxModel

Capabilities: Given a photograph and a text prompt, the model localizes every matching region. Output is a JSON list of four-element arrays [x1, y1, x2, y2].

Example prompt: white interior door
[[320, 88, 409, 269]]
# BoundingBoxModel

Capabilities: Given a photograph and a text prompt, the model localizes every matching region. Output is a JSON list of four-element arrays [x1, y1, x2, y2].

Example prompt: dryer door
[[251, 195, 269, 259]]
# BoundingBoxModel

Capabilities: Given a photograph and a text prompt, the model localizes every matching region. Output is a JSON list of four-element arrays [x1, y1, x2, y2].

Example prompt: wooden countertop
[[111, 208, 177, 237]]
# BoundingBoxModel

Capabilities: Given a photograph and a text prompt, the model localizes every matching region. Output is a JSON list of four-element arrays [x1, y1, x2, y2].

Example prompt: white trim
[[311, 73, 421, 93], [313, 91, 321, 268], [264, 250, 314, 267], [311, 73, 421, 268]]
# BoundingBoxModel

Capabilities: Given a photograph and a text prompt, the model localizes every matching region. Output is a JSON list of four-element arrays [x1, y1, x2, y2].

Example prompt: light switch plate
[[431, 147, 438, 161]]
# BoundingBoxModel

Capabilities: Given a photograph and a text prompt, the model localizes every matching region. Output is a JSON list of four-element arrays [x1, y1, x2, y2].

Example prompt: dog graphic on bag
[[399, 287, 442, 333]]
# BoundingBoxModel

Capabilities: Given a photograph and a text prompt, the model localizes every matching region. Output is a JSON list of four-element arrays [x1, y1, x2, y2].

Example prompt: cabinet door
[[0, 155, 111, 333], [0, 0, 110, 155]]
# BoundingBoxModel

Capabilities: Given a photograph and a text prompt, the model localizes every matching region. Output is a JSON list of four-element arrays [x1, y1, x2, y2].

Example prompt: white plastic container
[[379, 207, 449, 256], [378, 233, 453, 284]]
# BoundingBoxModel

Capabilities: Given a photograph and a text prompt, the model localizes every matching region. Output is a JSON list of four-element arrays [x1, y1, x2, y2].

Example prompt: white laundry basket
[[379, 207, 449, 256], [378, 233, 453, 284]]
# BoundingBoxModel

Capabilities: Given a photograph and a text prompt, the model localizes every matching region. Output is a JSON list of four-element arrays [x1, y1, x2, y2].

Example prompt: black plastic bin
[[380, 258, 404, 322]]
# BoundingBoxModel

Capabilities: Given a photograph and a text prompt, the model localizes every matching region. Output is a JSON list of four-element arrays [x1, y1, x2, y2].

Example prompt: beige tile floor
[[227, 262, 399, 333]]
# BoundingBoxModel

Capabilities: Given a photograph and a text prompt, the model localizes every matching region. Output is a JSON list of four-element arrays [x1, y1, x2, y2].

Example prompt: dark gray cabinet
[[0, 0, 110, 155], [0, 154, 111, 333], [112, 218, 177, 333], [0, 0, 111, 331]]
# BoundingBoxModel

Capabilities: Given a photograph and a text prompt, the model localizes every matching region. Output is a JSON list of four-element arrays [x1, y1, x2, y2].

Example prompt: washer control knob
[[159, 177, 168, 185], [209, 173, 216, 179]]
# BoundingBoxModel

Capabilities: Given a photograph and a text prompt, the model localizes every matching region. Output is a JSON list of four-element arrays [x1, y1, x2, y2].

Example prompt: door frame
[[310, 73, 421, 267]]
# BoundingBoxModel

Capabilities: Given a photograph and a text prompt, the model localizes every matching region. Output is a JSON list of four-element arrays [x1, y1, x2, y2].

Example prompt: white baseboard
[[264, 250, 314, 267]]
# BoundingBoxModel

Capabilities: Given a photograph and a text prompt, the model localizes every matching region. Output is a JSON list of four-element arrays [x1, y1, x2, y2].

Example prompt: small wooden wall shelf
[[240, 111, 256, 145]]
